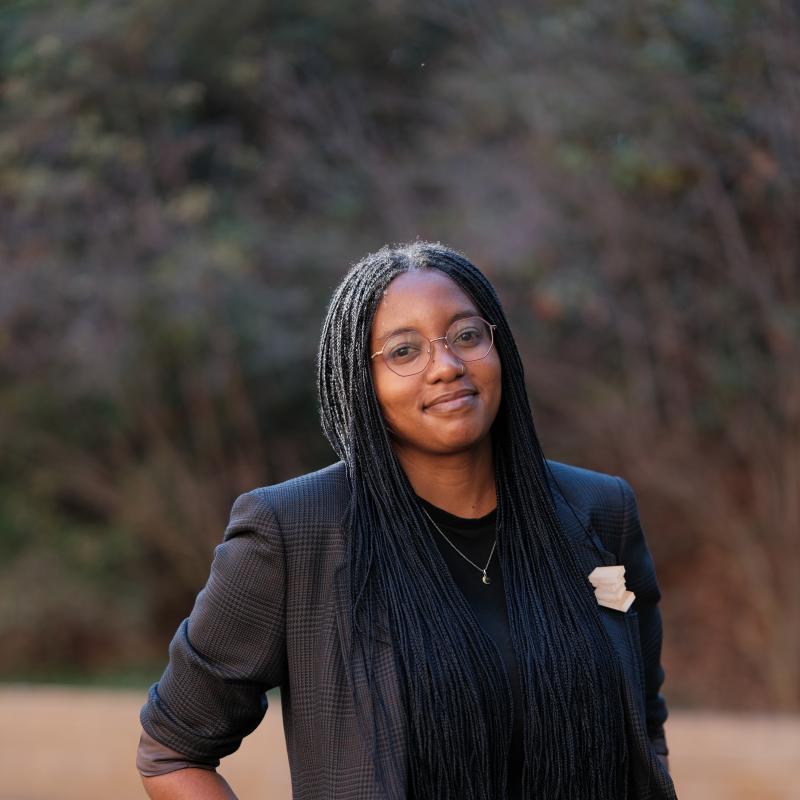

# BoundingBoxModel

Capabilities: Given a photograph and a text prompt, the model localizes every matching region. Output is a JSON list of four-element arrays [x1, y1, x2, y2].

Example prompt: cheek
[[479, 355, 502, 395], [492, 363, 503, 404], [371, 367, 418, 423], [480, 360, 503, 420]]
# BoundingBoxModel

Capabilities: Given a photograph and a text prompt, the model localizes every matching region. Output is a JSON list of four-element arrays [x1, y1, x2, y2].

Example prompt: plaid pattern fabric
[[140, 459, 677, 799]]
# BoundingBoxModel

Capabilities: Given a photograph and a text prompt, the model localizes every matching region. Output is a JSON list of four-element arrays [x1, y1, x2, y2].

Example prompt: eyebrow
[[374, 309, 479, 343]]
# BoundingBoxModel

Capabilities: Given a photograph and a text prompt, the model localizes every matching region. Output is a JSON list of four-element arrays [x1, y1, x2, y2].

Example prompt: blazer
[[140, 459, 677, 799]]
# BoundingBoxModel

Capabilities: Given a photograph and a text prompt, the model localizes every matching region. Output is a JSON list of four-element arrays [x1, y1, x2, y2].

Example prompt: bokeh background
[[1, 1, 798, 798]]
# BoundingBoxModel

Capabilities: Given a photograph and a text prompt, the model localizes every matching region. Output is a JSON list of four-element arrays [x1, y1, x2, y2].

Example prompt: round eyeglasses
[[370, 316, 497, 377]]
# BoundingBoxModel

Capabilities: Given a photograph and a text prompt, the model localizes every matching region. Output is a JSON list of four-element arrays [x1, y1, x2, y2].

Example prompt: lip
[[424, 388, 477, 410]]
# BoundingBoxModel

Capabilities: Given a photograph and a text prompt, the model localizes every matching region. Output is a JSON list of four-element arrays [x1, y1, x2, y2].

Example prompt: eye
[[386, 336, 425, 364], [452, 325, 483, 347]]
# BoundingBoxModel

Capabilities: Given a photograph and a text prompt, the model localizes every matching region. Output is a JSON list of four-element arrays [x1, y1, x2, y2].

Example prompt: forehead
[[372, 270, 477, 338]]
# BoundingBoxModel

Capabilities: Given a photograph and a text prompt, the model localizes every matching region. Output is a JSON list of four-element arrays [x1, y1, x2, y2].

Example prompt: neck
[[393, 436, 496, 518]]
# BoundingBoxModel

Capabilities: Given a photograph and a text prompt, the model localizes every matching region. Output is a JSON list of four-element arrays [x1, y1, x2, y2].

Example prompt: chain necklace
[[421, 506, 497, 585]]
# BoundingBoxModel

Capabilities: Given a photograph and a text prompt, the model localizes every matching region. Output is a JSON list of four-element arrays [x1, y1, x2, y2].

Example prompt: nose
[[427, 336, 463, 378]]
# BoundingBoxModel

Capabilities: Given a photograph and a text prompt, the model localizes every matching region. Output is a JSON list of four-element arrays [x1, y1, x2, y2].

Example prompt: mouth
[[424, 388, 477, 411]]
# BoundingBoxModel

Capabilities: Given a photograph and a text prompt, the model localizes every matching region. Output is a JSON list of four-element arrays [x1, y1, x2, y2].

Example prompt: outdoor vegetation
[[1, 0, 798, 711]]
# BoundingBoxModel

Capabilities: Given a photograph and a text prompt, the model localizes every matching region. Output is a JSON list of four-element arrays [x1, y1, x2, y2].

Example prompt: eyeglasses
[[370, 316, 497, 377]]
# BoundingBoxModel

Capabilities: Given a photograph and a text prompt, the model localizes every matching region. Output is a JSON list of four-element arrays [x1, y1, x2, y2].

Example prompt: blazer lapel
[[549, 477, 646, 685], [548, 479, 618, 573]]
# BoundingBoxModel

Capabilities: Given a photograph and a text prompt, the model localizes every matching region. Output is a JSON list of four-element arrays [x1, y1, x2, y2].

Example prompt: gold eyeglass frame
[[370, 316, 497, 377]]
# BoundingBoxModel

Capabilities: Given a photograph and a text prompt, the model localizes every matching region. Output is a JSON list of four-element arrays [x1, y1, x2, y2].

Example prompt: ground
[[0, 686, 798, 799]]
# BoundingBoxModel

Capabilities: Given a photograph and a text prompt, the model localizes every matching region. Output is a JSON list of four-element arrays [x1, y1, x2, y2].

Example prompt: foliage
[[0, 0, 798, 708]]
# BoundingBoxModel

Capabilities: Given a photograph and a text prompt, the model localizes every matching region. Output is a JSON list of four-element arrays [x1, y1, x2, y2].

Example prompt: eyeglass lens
[[381, 317, 494, 376]]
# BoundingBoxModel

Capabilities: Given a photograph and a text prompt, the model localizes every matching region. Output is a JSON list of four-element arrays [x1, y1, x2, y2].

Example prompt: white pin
[[588, 565, 635, 612]]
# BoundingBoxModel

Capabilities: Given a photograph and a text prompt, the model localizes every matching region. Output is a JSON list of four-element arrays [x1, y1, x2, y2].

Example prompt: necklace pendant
[[482, 572, 491, 585]]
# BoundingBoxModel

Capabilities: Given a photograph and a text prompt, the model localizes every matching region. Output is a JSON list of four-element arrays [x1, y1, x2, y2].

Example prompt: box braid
[[318, 242, 629, 799]]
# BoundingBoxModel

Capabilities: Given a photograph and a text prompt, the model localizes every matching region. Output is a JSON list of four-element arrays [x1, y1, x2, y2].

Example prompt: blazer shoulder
[[545, 459, 650, 559], [544, 458, 624, 516], [230, 461, 350, 533]]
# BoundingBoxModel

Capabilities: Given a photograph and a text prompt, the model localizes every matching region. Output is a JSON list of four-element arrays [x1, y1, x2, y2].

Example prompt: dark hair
[[318, 242, 628, 799]]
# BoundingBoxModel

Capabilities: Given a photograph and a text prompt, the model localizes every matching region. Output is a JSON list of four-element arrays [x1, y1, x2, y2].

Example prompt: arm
[[141, 770, 238, 800], [614, 476, 671, 768], [138, 490, 288, 784]]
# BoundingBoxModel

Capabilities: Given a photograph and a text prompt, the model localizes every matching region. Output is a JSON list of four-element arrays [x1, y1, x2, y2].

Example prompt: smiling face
[[369, 269, 502, 460]]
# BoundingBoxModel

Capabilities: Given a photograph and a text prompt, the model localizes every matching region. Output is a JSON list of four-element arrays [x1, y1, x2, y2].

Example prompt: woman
[[138, 242, 677, 799]]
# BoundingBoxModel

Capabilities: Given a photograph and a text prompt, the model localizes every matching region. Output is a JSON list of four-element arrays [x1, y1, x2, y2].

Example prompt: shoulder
[[226, 461, 350, 537], [545, 459, 644, 556], [545, 458, 626, 513]]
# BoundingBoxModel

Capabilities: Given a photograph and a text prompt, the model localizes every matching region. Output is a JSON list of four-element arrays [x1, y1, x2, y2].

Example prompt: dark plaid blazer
[[140, 459, 677, 799]]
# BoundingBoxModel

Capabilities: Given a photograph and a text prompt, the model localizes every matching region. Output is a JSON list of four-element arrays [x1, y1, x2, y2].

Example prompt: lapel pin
[[588, 565, 635, 612]]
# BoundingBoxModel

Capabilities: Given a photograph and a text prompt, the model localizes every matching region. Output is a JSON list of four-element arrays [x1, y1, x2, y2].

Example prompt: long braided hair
[[317, 242, 629, 799]]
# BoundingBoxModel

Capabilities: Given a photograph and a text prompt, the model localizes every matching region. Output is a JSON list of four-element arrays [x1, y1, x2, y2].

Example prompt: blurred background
[[0, 0, 798, 798]]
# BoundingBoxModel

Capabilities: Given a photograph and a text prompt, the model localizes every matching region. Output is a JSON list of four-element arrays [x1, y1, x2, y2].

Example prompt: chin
[[428, 427, 491, 455], [390, 414, 494, 457]]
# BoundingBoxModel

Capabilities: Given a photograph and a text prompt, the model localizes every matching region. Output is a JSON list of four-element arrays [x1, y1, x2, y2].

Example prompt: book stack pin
[[588, 565, 635, 612]]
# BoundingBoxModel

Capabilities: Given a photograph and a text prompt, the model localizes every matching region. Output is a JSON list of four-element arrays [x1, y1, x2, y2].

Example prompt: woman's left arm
[[614, 476, 670, 770]]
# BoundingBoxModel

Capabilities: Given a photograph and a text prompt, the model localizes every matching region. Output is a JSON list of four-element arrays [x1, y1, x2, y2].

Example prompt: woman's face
[[369, 270, 502, 458]]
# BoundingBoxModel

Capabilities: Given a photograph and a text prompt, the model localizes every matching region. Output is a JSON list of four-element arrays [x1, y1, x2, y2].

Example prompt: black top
[[419, 498, 524, 800]]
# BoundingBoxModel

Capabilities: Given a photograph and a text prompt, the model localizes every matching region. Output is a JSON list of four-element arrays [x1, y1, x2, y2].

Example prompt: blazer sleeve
[[139, 489, 288, 763], [614, 476, 670, 757]]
